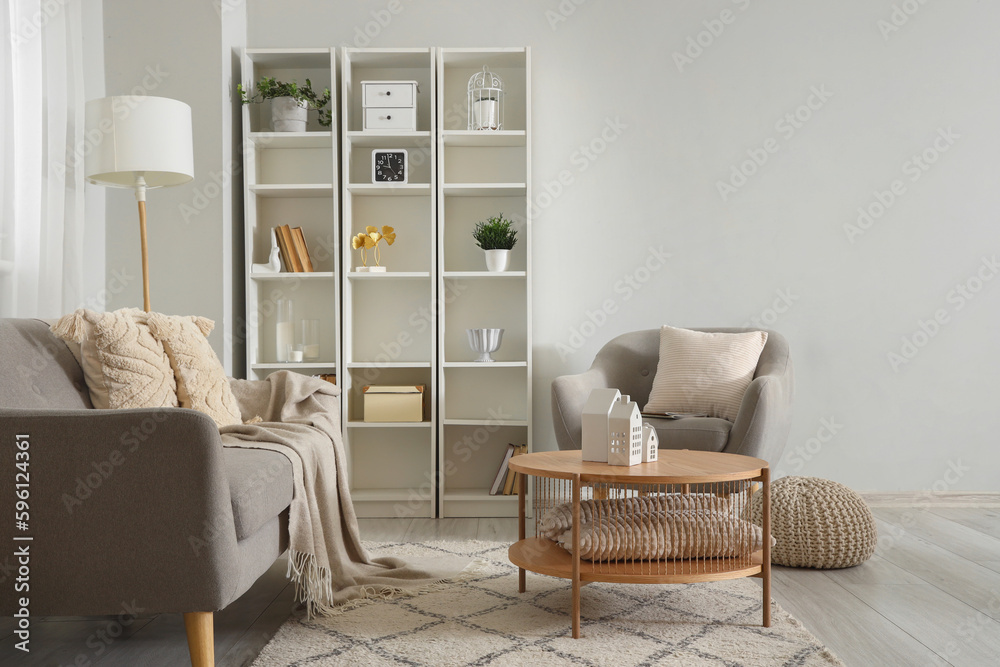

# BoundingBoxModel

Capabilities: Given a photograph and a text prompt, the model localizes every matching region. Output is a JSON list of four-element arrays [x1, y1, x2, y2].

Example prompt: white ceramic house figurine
[[608, 395, 642, 466], [581, 388, 622, 462], [642, 423, 659, 463], [252, 228, 282, 273]]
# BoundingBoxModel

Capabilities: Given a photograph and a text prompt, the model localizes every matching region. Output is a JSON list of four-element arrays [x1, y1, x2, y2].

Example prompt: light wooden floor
[[3, 507, 998, 666]]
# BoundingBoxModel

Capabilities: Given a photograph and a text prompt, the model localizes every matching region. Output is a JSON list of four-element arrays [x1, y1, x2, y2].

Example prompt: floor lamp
[[85, 96, 194, 312]]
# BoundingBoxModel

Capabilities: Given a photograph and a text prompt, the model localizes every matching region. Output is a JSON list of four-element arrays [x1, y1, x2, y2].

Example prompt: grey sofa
[[0, 318, 293, 667], [551, 328, 794, 464]]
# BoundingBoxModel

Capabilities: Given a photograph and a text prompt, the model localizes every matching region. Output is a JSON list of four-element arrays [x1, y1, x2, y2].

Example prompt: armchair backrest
[[0, 319, 92, 410], [591, 328, 788, 408]]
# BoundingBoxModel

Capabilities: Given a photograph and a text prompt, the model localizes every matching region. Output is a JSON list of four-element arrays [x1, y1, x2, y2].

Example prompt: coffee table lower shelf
[[509, 537, 764, 585]]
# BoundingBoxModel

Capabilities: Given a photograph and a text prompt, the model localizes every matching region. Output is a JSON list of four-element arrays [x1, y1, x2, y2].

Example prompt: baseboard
[[861, 492, 1000, 508]]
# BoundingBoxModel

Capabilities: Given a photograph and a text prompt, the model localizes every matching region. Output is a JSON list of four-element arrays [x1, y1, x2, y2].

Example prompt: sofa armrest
[[726, 353, 795, 464], [0, 407, 241, 616], [551, 368, 610, 451]]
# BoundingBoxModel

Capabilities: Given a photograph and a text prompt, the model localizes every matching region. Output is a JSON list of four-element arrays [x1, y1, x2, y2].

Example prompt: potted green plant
[[472, 214, 517, 272], [237, 77, 332, 132]]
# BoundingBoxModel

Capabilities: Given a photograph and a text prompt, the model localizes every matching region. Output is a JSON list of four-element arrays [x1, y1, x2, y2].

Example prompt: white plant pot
[[272, 96, 307, 132], [484, 249, 510, 272]]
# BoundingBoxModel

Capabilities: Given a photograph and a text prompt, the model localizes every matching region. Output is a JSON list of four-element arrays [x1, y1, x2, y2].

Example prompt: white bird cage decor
[[608, 397, 642, 466], [468, 65, 504, 131], [642, 423, 659, 463]]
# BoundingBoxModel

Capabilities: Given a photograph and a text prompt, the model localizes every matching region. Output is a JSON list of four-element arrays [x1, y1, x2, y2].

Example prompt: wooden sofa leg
[[183, 612, 215, 667]]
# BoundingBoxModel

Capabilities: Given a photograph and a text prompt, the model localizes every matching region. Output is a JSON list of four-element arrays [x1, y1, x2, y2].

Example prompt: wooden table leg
[[572, 473, 581, 639], [762, 468, 771, 628], [518, 473, 527, 593]]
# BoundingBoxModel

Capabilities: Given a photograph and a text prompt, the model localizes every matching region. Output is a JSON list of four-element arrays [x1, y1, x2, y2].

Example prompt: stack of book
[[490, 444, 528, 496], [273, 224, 314, 272]]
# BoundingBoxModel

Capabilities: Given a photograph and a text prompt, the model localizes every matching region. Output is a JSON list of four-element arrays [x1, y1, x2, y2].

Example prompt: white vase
[[484, 249, 510, 272], [272, 96, 307, 132]]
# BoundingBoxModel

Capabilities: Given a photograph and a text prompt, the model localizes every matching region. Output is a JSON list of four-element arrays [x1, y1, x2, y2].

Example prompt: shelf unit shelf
[[345, 361, 432, 369], [442, 130, 526, 147], [250, 184, 334, 198], [443, 361, 527, 368], [442, 183, 526, 197], [342, 47, 437, 520], [249, 131, 333, 149], [347, 421, 433, 429], [443, 271, 525, 279], [241, 48, 341, 385], [250, 272, 335, 280], [443, 418, 529, 427], [347, 271, 431, 280], [346, 130, 432, 148], [437, 47, 532, 518], [346, 183, 432, 196]]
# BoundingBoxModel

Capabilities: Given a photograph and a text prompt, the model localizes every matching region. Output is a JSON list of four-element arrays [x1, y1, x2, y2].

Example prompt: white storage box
[[361, 80, 418, 131], [363, 385, 425, 422]]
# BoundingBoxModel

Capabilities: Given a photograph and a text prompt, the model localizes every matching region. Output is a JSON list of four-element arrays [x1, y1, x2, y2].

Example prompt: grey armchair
[[551, 328, 793, 465]]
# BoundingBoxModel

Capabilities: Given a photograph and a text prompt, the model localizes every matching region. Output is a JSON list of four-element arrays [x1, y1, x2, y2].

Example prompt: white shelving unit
[[437, 48, 532, 518], [241, 48, 341, 384], [341, 48, 437, 518]]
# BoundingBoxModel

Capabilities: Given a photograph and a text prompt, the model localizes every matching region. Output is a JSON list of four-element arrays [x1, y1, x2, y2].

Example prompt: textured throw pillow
[[146, 313, 242, 428], [51, 308, 178, 410], [644, 326, 767, 422]]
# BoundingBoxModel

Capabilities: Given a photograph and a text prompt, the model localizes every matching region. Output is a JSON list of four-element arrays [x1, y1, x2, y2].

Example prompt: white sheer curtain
[[0, 0, 86, 318]]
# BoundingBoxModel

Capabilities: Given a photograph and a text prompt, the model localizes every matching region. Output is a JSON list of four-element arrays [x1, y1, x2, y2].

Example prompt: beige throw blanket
[[220, 371, 468, 617]]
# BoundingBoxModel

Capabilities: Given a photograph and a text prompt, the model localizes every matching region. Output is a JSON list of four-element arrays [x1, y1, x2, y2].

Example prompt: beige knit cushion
[[51, 308, 178, 410], [644, 326, 767, 422], [751, 476, 877, 569], [146, 313, 242, 428], [50, 309, 110, 409], [542, 495, 771, 562], [538, 493, 735, 541]]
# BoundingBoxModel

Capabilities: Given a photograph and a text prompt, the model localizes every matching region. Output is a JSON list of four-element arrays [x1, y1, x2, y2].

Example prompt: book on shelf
[[273, 226, 296, 272], [291, 227, 314, 272], [502, 444, 528, 496], [490, 444, 516, 496]]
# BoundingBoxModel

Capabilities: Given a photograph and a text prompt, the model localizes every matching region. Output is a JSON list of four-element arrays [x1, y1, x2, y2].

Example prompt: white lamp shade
[[85, 96, 194, 188]]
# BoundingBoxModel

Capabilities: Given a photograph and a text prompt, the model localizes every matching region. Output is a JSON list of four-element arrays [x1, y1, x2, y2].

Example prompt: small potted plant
[[237, 77, 332, 132], [352, 226, 396, 272], [472, 214, 517, 272]]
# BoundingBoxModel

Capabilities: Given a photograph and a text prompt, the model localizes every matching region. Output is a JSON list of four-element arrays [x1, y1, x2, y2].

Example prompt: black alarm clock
[[372, 149, 408, 184]]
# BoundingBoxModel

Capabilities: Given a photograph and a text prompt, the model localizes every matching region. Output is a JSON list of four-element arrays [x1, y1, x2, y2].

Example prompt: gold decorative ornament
[[352, 225, 396, 270]]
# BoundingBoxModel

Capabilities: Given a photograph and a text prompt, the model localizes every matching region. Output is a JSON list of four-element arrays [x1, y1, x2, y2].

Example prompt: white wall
[[246, 0, 1000, 493], [102, 0, 246, 372]]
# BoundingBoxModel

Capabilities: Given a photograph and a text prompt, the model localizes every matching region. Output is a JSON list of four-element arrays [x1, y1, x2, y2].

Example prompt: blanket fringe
[[286, 550, 487, 619]]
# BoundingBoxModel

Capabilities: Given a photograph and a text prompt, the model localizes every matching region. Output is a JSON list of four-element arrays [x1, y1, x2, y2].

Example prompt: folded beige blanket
[[220, 371, 468, 616]]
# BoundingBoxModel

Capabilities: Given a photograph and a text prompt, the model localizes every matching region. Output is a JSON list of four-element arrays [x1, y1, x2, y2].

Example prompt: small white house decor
[[608, 396, 642, 466], [642, 423, 659, 463], [581, 388, 621, 463], [468, 66, 504, 131]]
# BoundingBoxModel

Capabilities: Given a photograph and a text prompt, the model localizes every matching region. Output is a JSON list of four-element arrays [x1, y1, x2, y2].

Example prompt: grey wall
[[103, 0, 245, 372], [246, 0, 1000, 493]]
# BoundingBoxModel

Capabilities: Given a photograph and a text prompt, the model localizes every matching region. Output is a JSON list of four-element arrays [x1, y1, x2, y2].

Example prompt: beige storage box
[[363, 385, 425, 422]]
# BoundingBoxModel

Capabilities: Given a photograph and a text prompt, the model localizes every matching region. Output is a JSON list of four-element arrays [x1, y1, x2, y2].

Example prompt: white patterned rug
[[251, 540, 843, 667]]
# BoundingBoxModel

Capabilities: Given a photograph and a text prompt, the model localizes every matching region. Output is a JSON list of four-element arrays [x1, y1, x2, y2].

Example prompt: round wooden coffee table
[[507, 449, 771, 638]]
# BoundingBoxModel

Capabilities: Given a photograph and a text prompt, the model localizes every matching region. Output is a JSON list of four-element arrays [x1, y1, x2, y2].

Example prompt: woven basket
[[751, 476, 877, 569]]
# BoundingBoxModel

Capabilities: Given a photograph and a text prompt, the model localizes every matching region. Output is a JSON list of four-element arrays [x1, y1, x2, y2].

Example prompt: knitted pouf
[[751, 476, 877, 569]]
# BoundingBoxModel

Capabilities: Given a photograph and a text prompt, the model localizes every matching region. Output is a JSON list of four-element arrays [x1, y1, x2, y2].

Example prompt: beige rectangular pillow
[[145, 313, 242, 428], [643, 326, 767, 422], [51, 308, 179, 410]]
